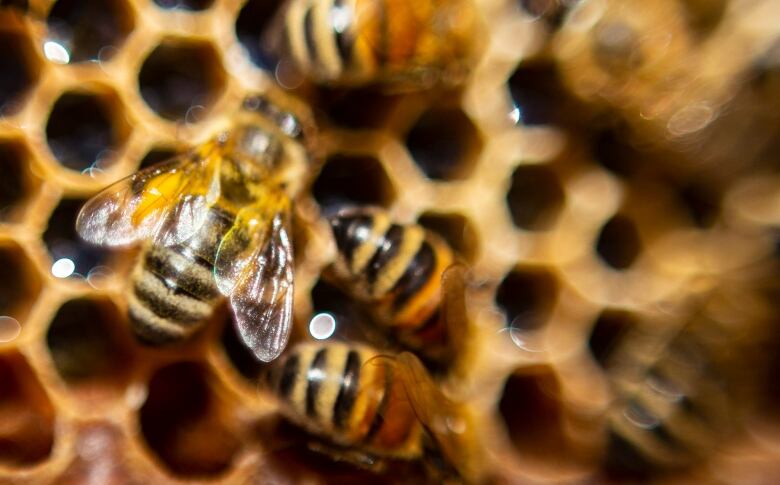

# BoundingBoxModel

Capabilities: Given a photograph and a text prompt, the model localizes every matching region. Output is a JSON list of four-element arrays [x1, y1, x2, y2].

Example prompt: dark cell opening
[[47, 0, 134, 63], [590, 128, 643, 179], [43, 198, 114, 279], [507, 62, 583, 127], [318, 87, 402, 129], [0, 140, 36, 222], [499, 370, 572, 462], [676, 182, 721, 228], [310, 278, 374, 343], [46, 298, 132, 388], [588, 309, 636, 368], [0, 30, 39, 115], [405, 107, 481, 181], [0, 353, 55, 467], [154, 0, 213, 11], [46, 91, 124, 172], [139, 40, 225, 121], [138, 146, 180, 170], [0, 242, 41, 323], [221, 315, 269, 381], [235, 0, 286, 70], [595, 215, 642, 270], [506, 165, 566, 231], [140, 362, 240, 476], [312, 154, 395, 211], [495, 268, 558, 331], [418, 212, 479, 262]]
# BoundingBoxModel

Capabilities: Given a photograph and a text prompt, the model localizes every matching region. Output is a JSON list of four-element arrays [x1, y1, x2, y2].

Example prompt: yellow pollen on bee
[[132, 172, 186, 226]]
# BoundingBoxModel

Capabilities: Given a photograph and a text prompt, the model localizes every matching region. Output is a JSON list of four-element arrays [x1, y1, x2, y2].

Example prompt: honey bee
[[76, 95, 313, 362], [326, 206, 468, 366], [602, 314, 751, 475], [267, 340, 480, 481], [272, 0, 483, 89]]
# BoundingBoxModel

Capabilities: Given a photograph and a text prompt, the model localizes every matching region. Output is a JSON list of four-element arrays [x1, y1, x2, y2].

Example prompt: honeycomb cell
[[0, 352, 55, 467], [221, 315, 267, 381], [43, 198, 114, 280], [405, 107, 482, 181], [507, 62, 583, 127], [139, 39, 226, 122], [0, 240, 42, 326], [56, 423, 143, 484], [46, 0, 134, 63], [312, 154, 396, 210], [235, 0, 286, 70], [418, 211, 479, 262], [45, 90, 128, 172], [506, 165, 566, 231], [676, 181, 721, 228], [499, 369, 574, 463], [595, 215, 642, 270], [137, 146, 179, 170], [0, 138, 39, 223], [587, 309, 637, 368], [309, 278, 372, 343], [495, 267, 558, 332], [140, 362, 241, 476], [0, 29, 41, 115], [318, 88, 402, 130], [154, 0, 213, 11], [590, 128, 644, 179], [46, 298, 134, 393]]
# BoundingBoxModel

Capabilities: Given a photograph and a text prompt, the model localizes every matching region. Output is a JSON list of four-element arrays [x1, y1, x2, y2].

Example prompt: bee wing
[[439, 263, 470, 357], [392, 352, 478, 481], [216, 207, 294, 363], [76, 151, 220, 247]]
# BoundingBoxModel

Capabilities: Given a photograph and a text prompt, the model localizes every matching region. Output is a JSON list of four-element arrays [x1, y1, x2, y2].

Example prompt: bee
[[602, 314, 750, 476], [325, 206, 468, 366], [76, 94, 314, 362], [267, 340, 480, 481], [271, 0, 483, 89]]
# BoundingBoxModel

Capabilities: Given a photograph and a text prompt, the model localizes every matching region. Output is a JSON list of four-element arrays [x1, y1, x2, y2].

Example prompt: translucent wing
[[216, 204, 294, 363], [76, 149, 221, 248], [439, 263, 470, 357]]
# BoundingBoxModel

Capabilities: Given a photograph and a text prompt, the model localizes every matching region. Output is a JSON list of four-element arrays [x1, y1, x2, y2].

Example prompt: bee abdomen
[[128, 245, 220, 345], [390, 240, 436, 311], [286, 0, 354, 81]]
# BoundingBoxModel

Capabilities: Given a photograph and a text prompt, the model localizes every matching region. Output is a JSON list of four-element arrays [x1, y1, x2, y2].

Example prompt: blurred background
[[0, 0, 779, 483]]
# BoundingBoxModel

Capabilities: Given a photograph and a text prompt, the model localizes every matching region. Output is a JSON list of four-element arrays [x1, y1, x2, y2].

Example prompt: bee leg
[[306, 440, 386, 472], [439, 263, 470, 358]]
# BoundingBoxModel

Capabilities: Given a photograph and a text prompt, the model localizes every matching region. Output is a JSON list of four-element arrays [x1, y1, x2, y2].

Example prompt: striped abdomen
[[605, 323, 733, 474], [128, 207, 234, 345], [329, 208, 453, 333], [283, 0, 477, 86], [271, 342, 423, 459]]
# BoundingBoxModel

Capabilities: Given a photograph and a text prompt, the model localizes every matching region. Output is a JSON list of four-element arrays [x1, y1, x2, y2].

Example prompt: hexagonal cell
[[418, 211, 479, 262], [0, 240, 42, 326], [405, 107, 482, 181], [43, 198, 115, 280], [309, 278, 373, 343], [0, 27, 40, 116], [140, 362, 241, 476], [590, 128, 644, 179], [506, 165, 566, 231], [0, 138, 39, 223], [0, 352, 55, 467], [137, 146, 180, 170], [499, 368, 576, 464], [595, 215, 642, 270], [46, 89, 129, 172], [46, 297, 134, 394], [675, 181, 721, 228], [312, 154, 396, 210], [221, 314, 268, 382], [56, 422, 144, 484], [588, 309, 637, 368], [318, 88, 403, 130], [235, 0, 286, 70], [495, 267, 558, 332], [46, 0, 134, 63], [154, 0, 213, 10], [507, 62, 584, 127], [139, 39, 226, 122]]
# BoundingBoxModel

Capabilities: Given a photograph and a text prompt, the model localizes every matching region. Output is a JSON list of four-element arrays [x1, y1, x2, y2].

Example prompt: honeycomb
[[0, 0, 779, 483]]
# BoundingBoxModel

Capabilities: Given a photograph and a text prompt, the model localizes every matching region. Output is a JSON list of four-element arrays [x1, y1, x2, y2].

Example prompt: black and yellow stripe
[[271, 342, 423, 459], [128, 207, 234, 344], [329, 208, 453, 330]]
